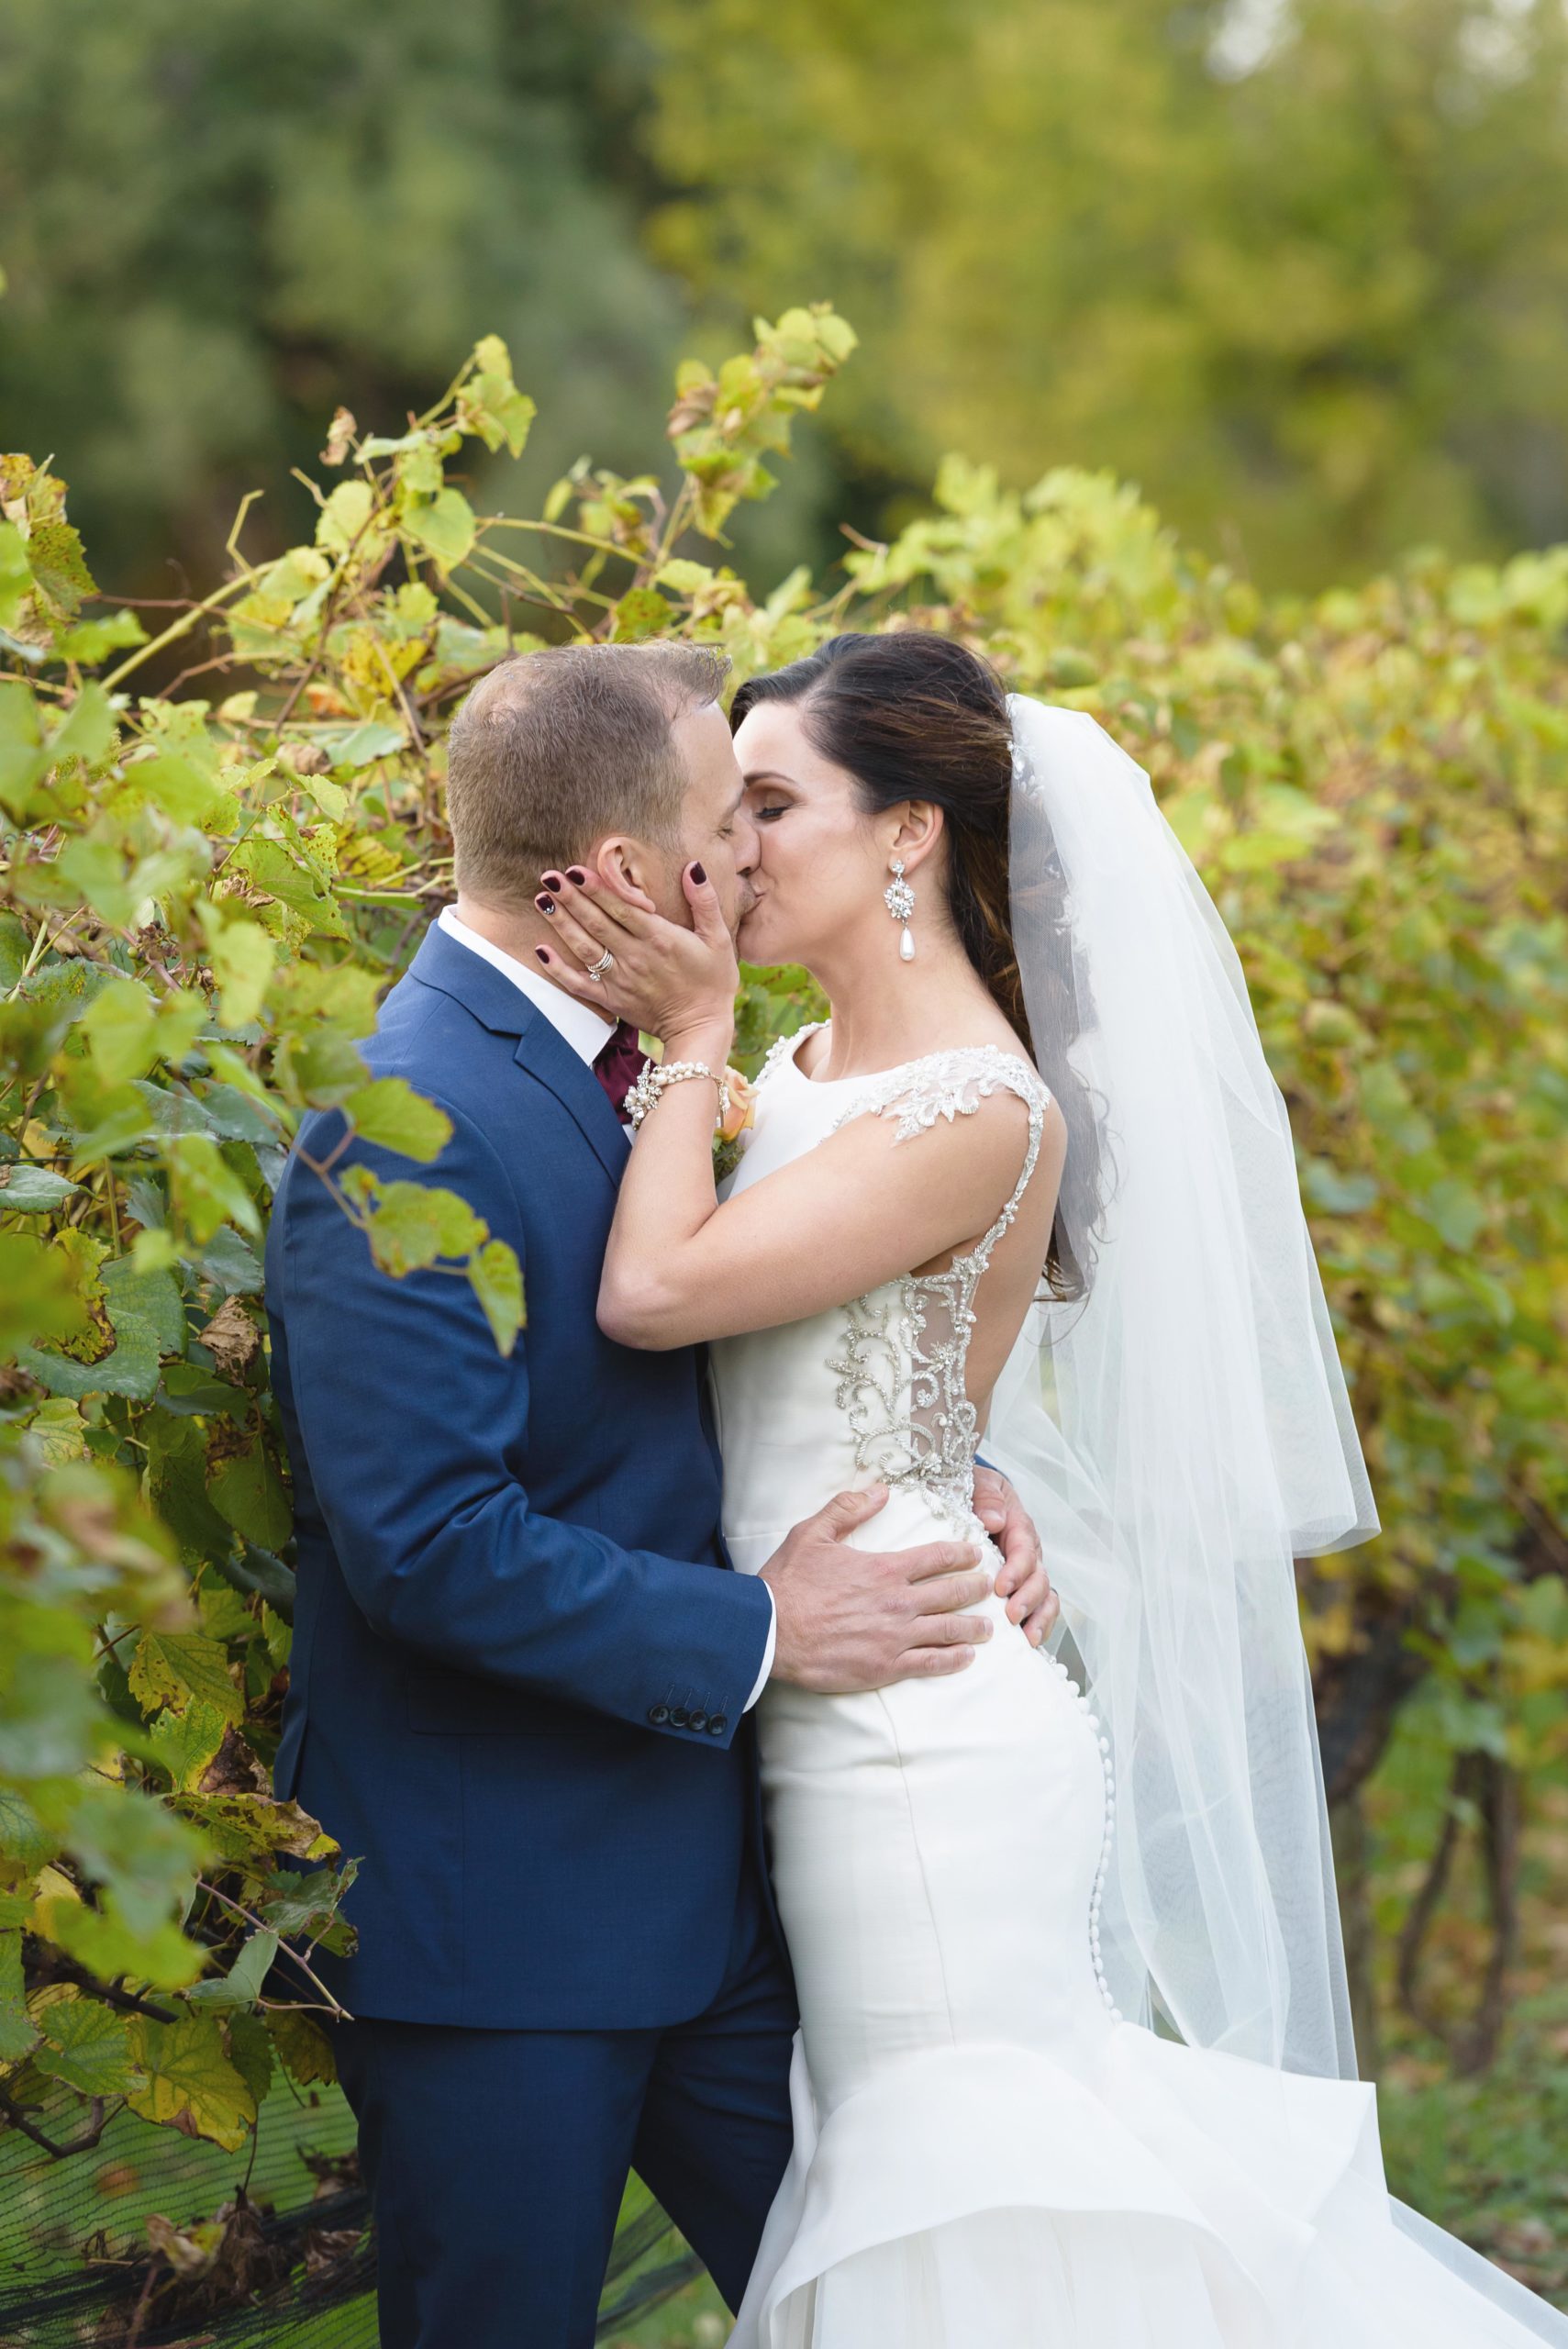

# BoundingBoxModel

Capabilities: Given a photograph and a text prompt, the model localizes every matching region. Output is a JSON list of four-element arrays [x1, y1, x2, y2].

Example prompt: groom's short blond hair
[[445, 640, 731, 909]]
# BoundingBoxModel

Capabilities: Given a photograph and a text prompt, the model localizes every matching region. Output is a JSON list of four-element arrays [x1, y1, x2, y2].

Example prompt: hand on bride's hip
[[761, 1486, 993, 1694]]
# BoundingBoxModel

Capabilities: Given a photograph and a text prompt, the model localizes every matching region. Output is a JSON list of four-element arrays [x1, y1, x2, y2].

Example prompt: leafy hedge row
[[2, 297, 1564, 2164]]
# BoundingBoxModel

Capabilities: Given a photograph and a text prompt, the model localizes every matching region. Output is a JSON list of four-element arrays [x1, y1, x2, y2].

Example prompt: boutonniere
[[636, 1035, 756, 1179]]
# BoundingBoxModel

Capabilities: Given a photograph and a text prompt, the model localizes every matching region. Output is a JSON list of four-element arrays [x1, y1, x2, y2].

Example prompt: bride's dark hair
[[730, 629, 1102, 1299]]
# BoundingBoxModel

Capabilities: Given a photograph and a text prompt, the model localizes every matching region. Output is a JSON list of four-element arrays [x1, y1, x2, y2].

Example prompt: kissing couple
[[265, 633, 1565, 2347]]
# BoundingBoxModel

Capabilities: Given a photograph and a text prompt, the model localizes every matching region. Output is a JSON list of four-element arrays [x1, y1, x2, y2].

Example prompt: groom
[[264, 640, 1056, 2347]]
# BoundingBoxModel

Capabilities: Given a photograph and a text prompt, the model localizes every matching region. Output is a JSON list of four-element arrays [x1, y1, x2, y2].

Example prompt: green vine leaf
[[360, 1176, 487, 1274], [344, 1076, 452, 1163], [0, 1163, 79, 1211], [16, 1257, 183, 1401], [266, 2004, 337, 2087], [403, 487, 477, 572], [33, 1992, 136, 2096], [206, 1439, 292, 1552]]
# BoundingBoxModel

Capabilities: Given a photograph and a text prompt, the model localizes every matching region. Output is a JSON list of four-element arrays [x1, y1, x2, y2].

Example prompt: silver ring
[[584, 946, 615, 982]]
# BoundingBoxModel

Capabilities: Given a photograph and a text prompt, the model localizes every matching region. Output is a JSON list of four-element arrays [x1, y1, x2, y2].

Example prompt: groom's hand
[[762, 1486, 995, 1694], [973, 1464, 1059, 1648]]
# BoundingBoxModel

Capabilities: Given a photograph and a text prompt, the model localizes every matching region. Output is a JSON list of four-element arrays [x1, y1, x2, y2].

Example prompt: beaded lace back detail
[[757, 1030, 1052, 1524]]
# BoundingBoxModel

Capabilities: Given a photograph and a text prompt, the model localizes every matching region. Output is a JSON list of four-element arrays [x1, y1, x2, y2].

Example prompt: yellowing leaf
[[126, 2011, 257, 2151], [148, 1698, 229, 1794], [470, 1237, 525, 1356], [129, 1631, 243, 1727]]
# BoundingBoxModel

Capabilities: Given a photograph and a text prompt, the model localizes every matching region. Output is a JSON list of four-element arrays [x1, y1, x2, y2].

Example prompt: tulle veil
[[985, 696, 1566, 2339]]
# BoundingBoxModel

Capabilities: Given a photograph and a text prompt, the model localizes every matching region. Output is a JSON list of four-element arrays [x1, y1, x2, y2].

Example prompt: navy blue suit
[[264, 923, 796, 2344]]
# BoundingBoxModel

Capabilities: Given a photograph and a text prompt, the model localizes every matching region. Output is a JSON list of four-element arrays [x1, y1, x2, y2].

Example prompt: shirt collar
[[436, 905, 617, 1067]]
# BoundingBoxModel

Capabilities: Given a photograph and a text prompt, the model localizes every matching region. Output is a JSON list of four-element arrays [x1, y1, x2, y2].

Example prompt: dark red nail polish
[[534, 947, 550, 964], [566, 866, 587, 886], [540, 871, 564, 891], [690, 862, 706, 885], [535, 894, 555, 914]]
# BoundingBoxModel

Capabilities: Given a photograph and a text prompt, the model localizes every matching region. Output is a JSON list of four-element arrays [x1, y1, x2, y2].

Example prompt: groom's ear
[[593, 833, 661, 915]]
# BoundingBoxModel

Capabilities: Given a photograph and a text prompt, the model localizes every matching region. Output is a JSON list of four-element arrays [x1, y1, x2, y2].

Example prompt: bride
[[534, 630, 1566, 2346]]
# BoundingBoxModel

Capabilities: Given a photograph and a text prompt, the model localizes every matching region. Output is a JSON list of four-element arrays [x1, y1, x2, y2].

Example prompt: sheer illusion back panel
[[734, 1027, 1060, 1536], [823, 1045, 1060, 1520]]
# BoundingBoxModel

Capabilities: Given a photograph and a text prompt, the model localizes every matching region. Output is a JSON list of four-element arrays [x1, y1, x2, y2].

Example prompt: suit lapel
[[406, 921, 629, 1186], [512, 1016, 629, 1186]]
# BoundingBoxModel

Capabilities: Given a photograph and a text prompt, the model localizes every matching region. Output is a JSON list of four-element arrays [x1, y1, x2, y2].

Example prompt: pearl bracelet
[[625, 1058, 730, 1133]]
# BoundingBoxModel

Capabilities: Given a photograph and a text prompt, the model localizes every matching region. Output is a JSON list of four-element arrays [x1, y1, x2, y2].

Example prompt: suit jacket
[[264, 923, 776, 2029]]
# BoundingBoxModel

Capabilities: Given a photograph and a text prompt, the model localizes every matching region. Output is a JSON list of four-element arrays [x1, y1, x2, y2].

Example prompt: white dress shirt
[[436, 906, 776, 1709]]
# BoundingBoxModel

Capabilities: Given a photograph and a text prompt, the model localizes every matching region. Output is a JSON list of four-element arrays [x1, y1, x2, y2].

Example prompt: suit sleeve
[[270, 1099, 773, 1751]]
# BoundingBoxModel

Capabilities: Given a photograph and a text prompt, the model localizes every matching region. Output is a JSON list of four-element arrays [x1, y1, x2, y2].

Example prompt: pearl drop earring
[[884, 857, 916, 962]]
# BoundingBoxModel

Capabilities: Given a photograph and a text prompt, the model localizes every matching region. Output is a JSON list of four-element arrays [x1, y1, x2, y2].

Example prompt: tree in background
[[0, 0, 684, 588], [7, 1, 1568, 602], [639, 0, 1568, 586]]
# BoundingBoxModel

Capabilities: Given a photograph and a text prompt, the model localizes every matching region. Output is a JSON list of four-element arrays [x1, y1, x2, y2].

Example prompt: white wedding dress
[[708, 1024, 1559, 2349]]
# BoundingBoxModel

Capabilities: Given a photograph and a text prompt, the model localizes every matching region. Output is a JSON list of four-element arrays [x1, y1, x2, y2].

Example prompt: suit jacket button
[[688, 1710, 709, 1732], [671, 1707, 690, 1728], [648, 1704, 671, 1726], [706, 1714, 728, 1736]]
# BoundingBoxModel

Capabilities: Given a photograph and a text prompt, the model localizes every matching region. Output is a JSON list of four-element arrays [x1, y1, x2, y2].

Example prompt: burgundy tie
[[593, 1020, 647, 1120]]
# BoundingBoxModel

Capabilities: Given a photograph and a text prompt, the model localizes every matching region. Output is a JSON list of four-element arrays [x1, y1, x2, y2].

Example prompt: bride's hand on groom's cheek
[[534, 862, 739, 1051], [972, 1466, 1059, 1648]]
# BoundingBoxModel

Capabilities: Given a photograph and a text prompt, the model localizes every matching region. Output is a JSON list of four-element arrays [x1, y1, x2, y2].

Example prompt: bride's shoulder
[[832, 1043, 1051, 1143]]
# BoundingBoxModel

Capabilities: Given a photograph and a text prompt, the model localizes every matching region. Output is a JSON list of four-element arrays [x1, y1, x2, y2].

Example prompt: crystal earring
[[884, 857, 916, 962]]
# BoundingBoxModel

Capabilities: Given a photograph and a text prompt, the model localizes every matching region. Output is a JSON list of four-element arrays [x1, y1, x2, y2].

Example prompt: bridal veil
[[986, 695, 1565, 2338]]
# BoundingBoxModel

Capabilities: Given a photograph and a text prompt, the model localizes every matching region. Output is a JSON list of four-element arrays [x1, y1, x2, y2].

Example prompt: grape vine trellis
[[1, 299, 1564, 2237]]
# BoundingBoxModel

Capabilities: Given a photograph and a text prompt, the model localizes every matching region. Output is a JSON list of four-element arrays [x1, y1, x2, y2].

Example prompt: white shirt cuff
[[743, 1585, 776, 1710]]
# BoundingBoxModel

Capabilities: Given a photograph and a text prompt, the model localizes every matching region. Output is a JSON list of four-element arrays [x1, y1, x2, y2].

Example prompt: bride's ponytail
[[731, 629, 1103, 1298]]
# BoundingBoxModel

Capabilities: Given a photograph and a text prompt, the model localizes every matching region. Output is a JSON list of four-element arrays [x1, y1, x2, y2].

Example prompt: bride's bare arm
[[606, 1058, 1051, 1349], [535, 865, 1065, 1352]]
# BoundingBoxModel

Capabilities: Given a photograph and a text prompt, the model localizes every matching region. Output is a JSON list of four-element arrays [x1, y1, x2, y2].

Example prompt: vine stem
[[335, 885, 439, 907], [195, 1879, 350, 2018], [4, 912, 72, 1001], [270, 501, 384, 733], [482, 515, 641, 563], [101, 572, 257, 692], [294, 1146, 483, 1283], [0, 2087, 112, 2158]]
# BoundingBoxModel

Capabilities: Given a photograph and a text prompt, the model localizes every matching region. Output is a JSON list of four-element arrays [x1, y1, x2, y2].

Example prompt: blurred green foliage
[[6, 2, 1568, 598], [0, 0, 684, 587], [645, 0, 1568, 586]]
